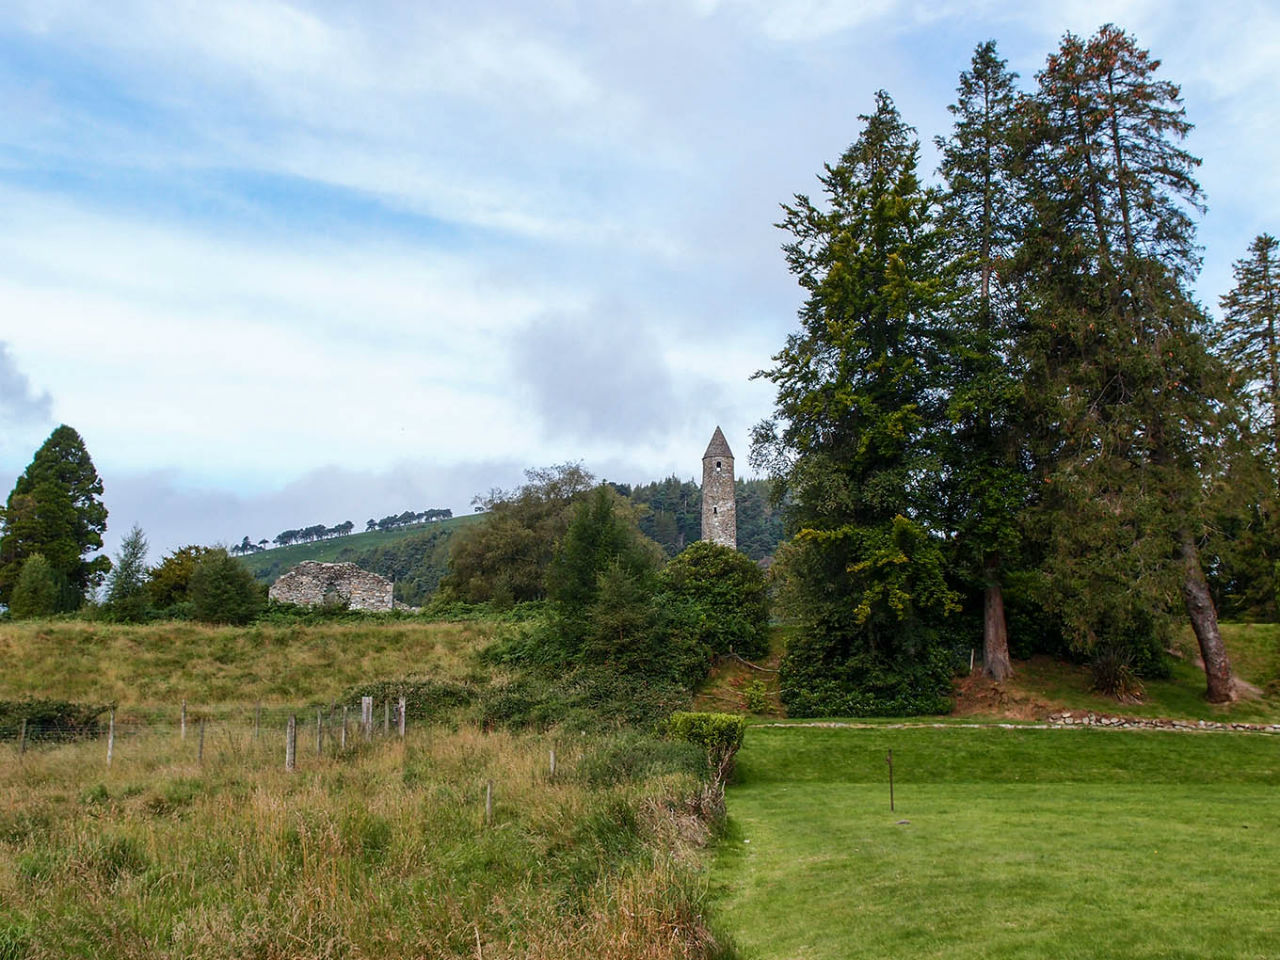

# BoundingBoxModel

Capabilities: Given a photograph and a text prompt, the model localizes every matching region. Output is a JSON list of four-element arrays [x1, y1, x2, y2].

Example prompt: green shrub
[[1090, 645, 1145, 702], [661, 711, 748, 784], [8, 554, 63, 620], [0, 699, 107, 741], [657, 540, 770, 659], [189, 550, 265, 625]]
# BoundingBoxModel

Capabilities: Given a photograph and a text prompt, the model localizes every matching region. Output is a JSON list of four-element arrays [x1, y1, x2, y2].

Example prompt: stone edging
[[1044, 711, 1280, 733]]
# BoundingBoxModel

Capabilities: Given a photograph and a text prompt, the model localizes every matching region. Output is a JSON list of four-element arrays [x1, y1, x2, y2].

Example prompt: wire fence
[[1, 695, 410, 767]]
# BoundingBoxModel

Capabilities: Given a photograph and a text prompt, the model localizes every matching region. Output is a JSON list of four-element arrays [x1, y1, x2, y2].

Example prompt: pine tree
[[1021, 26, 1234, 700], [1218, 233, 1280, 461], [0, 425, 109, 608], [753, 92, 960, 716], [105, 524, 151, 622], [936, 40, 1029, 680]]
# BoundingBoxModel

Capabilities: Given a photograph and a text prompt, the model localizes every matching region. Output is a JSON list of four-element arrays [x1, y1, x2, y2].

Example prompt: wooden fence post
[[181, 699, 187, 741], [484, 779, 493, 827], [383, 701, 390, 736], [286, 715, 297, 771], [107, 708, 116, 767], [549, 748, 556, 780], [361, 697, 373, 740], [397, 697, 406, 738], [316, 708, 323, 755], [341, 706, 349, 750], [198, 719, 206, 763], [18, 718, 26, 756], [254, 702, 261, 740]]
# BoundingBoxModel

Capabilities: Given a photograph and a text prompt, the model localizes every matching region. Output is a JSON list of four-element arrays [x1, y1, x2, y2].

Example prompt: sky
[[1, 0, 1277, 559]]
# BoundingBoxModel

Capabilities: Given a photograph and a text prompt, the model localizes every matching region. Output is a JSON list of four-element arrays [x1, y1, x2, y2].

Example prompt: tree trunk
[[1178, 532, 1235, 703], [983, 559, 1012, 681]]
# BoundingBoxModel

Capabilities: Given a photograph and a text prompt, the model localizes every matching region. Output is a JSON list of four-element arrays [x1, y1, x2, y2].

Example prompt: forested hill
[[236, 477, 787, 607], [618, 476, 785, 562], [236, 514, 479, 606]]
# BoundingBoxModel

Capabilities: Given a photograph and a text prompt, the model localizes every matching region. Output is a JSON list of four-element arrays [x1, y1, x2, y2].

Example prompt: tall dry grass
[[0, 722, 732, 959]]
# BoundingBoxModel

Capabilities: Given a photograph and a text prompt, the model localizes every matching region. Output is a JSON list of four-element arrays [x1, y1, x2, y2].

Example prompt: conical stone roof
[[702, 426, 733, 460]]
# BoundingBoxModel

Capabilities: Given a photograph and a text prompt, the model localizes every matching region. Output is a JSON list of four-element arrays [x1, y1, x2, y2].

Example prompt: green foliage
[[627, 477, 786, 562], [660, 711, 746, 756], [147, 545, 219, 613], [7, 554, 64, 620], [441, 463, 595, 604], [188, 549, 265, 625], [104, 524, 151, 623], [0, 698, 107, 741], [1089, 645, 1145, 702], [476, 666, 695, 731], [656, 540, 769, 659], [0, 425, 109, 607], [754, 92, 963, 717], [661, 711, 748, 783]]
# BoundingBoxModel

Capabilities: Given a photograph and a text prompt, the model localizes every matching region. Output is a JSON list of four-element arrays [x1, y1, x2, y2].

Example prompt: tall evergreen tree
[[936, 40, 1029, 680], [1218, 233, 1280, 461], [0, 425, 109, 608], [1021, 25, 1234, 700], [753, 92, 960, 716], [104, 524, 151, 622]]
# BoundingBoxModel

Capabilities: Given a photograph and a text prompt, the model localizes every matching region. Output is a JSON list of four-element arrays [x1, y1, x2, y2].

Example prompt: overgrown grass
[[713, 725, 1280, 959], [0, 620, 493, 708], [0, 724, 732, 959]]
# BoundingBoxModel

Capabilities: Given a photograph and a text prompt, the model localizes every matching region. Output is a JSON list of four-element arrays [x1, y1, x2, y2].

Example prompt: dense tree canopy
[[0, 425, 109, 609]]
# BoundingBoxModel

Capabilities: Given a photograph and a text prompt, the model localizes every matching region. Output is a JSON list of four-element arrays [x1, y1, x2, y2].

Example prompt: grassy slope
[[236, 514, 479, 582], [0, 620, 494, 709], [714, 725, 1280, 960]]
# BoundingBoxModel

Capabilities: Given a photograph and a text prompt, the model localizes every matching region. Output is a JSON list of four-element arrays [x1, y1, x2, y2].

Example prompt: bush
[[1090, 645, 1145, 702], [8, 554, 63, 619], [0, 699, 108, 742], [660, 711, 748, 785], [780, 638, 954, 717], [656, 540, 770, 659], [188, 550, 265, 625]]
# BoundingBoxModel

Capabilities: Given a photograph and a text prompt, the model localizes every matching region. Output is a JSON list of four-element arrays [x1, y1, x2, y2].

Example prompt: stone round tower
[[701, 426, 736, 549]]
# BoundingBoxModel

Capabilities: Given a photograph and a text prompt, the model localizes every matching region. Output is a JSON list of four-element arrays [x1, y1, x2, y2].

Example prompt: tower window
[[715, 460, 722, 471], [713, 506, 718, 515]]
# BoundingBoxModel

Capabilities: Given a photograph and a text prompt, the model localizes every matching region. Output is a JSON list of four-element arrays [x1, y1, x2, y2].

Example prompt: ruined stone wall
[[701, 427, 736, 549], [268, 561, 393, 612]]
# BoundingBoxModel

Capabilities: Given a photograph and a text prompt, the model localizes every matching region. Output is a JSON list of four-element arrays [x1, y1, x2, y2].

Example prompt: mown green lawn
[[713, 725, 1280, 959]]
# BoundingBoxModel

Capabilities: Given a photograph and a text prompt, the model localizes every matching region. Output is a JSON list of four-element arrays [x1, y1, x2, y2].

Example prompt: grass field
[[0, 620, 494, 709], [0, 723, 730, 960], [712, 725, 1280, 959]]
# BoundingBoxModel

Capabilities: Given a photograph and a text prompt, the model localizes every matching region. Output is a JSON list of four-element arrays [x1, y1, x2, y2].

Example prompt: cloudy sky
[[1, 0, 1277, 558]]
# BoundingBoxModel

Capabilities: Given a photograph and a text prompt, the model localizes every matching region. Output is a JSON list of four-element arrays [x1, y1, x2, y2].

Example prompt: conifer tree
[[0, 425, 109, 608], [753, 92, 959, 715], [936, 40, 1029, 680], [1021, 25, 1234, 700], [1218, 233, 1280, 462], [104, 524, 151, 622]]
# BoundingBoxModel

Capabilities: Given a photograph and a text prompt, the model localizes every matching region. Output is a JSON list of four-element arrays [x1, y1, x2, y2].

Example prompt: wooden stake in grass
[[484, 779, 494, 828], [549, 748, 557, 780], [198, 719, 206, 763], [397, 697, 406, 738], [361, 696, 373, 741], [18, 718, 26, 756], [286, 715, 297, 772], [384, 700, 390, 736], [254, 702, 261, 740], [107, 708, 116, 767], [886, 749, 894, 812], [181, 699, 187, 741], [316, 708, 324, 756], [341, 706, 349, 750]]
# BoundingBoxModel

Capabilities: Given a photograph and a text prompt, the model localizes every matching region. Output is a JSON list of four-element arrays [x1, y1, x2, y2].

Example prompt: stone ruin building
[[701, 426, 737, 549], [268, 561, 394, 612]]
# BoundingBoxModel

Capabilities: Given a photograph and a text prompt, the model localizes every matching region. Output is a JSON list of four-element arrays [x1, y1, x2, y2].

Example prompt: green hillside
[[236, 514, 480, 606]]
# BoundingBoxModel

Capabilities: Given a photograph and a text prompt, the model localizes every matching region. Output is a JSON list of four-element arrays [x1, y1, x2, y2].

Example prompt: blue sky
[[1, 0, 1277, 557]]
